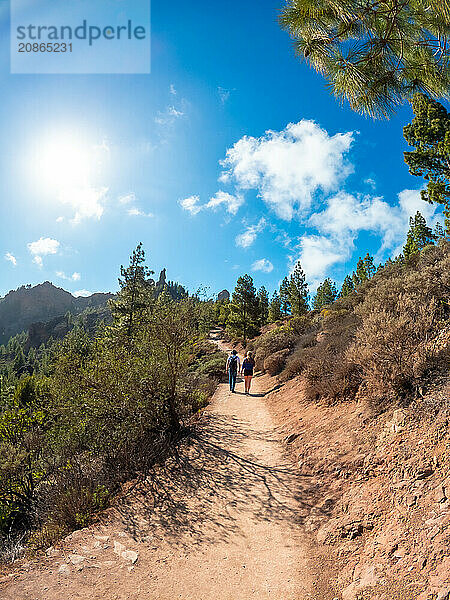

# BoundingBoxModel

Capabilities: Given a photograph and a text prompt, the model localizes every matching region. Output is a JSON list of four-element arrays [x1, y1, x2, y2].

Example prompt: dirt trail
[[1, 330, 336, 600]]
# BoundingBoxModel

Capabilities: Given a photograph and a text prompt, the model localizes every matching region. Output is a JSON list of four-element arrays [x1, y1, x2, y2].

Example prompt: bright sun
[[35, 134, 93, 191]]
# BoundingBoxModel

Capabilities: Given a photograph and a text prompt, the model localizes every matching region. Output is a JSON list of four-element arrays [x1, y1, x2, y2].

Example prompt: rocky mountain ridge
[[0, 282, 114, 344]]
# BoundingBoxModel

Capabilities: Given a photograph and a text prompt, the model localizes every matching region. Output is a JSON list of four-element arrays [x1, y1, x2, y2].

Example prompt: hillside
[[0, 282, 114, 344], [0, 241, 448, 599]]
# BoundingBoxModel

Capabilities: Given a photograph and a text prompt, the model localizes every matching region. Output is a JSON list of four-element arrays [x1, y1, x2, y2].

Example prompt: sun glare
[[36, 135, 92, 191]]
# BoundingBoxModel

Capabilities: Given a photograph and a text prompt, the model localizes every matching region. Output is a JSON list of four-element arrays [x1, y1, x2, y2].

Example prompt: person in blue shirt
[[226, 350, 240, 393]]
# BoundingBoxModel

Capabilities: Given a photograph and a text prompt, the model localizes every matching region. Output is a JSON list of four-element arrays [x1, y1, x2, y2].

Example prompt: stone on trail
[[58, 564, 71, 575], [68, 554, 86, 565], [121, 550, 139, 564], [113, 541, 126, 556]]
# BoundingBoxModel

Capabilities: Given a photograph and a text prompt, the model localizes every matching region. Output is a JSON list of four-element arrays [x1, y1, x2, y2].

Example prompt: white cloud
[[398, 188, 436, 220], [28, 237, 60, 268], [180, 191, 243, 216], [219, 120, 355, 220], [56, 270, 81, 282], [235, 217, 266, 248], [205, 191, 243, 215], [119, 193, 135, 205], [59, 186, 108, 224], [28, 238, 60, 256], [127, 207, 154, 217], [297, 235, 348, 288], [5, 252, 17, 266], [252, 258, 274, 273], [218, 87, 232, 104], [155, 105, 185, 126], [294, 187, 440, 290], [180, 195, 202, 215], [73, 289, 92, 297], [170, 84, 177, 95], [309, 191, 397, 241], [364, 177, 376, 189]]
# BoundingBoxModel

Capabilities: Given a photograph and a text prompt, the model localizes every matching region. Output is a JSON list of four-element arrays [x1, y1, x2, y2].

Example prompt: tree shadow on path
[[115, 410, 330, 551]]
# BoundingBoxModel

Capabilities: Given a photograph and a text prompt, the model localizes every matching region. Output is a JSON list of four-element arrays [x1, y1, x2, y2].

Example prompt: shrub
[[252, 325, 297, 371], [280, 331, 318, 381], [348, 246, 450, 401], [264, 349, 291, 376], [191, 351, 227, 381]]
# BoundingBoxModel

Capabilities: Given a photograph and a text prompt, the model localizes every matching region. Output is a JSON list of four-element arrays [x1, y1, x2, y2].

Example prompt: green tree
[[404, 93, 450, 233], [13, 346, 26, 374], [355, 257, 368, 285], [339, 275, 355, 298], [257, 286, 269, 327], [148, 299, 201, 432], [434, 222, 445, 239], [288, 261, 309, 316], [110, 243, 154, 341], [313, 278, 338, 310], [279, 1, 450, 118], [279, 276, 291, 315], [268, 291, 283, 322], [216, 299, 231, 328], [403, 211, 436, 259], [227, 275, 260, 342], [363, 253, 376, 279]]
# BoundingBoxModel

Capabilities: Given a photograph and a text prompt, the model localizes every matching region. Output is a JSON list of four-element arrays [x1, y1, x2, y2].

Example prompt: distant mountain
[[0, 282, 114, 344]]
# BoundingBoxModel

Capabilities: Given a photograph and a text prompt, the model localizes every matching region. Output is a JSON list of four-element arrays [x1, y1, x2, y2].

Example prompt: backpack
[[229, 355, 238, 372]]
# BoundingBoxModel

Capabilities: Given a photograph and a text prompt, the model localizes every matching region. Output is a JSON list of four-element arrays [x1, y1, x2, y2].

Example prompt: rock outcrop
[[0, 282, 114, 344], [217, 290, 230, 302]]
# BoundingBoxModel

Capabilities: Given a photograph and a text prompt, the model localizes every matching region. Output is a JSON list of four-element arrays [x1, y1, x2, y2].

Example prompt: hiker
[[241, 351, 255, 395], [226, 349, 240, 393]]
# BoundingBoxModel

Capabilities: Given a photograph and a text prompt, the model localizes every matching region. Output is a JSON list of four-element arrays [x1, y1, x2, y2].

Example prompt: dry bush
[[252, 326, 297, 371], [282, 308, 360, 402], [302, 343, 361, 402], [264, 349, 291, 376], [280, 331, 318, 381], [348, 243, 450, 402], [0, 532, 27, 564]]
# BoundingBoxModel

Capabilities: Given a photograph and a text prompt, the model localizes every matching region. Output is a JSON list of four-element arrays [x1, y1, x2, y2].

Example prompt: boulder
[[217, 290, 230, 302]]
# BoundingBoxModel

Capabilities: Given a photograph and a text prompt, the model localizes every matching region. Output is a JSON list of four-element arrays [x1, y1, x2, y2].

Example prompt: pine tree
[[227, 274, 260, 342], [403, 211, 436, 259], [363, 253, 376, 279], [356, 257, 368, 284], [404, 94, 450, 234], [288, 261, 309, 316], [339, 275, 354, 298], [257, 286, 269, 327], [312, 278, 338, 310], [110, 243, 154, 340], [434, 222, 445, 239], [13, 346, 25, 374], [279, 276, 291, 316], [279, 3, 450, 118], [268, 290, 283, 322]]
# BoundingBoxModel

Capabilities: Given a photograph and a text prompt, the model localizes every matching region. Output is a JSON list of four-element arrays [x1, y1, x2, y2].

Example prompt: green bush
[[191, 351, 227, 381]]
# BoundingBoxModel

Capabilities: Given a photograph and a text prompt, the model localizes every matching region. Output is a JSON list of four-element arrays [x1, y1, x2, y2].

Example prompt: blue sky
[[0, 0, 445, 299]]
